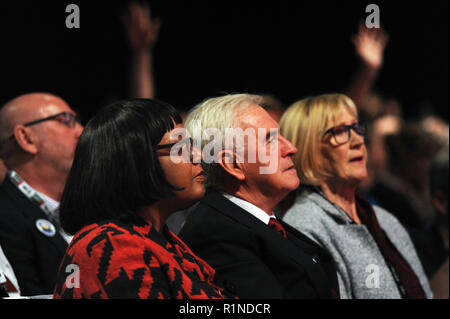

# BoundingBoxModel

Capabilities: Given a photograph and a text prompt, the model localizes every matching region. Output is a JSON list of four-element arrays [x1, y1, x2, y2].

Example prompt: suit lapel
[[2, 179, 68, 253]]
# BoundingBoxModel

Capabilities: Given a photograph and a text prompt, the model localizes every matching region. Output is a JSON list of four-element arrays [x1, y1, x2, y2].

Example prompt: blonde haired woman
[[279, 94, 432, 299]]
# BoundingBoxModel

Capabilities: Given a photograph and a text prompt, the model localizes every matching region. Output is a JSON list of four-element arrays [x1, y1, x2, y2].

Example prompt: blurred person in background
[[0, 93, 83, 296], [416, 147, 448, 287], [369, 124, 442, 230], [0, 159, 6, 185], [346, 23, 389, 115], [428, 147, 449, 299]]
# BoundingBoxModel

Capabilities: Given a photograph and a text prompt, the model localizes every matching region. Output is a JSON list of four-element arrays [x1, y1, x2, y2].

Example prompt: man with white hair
[[0, 92, 83, 296], [178, 94, 339, 298]]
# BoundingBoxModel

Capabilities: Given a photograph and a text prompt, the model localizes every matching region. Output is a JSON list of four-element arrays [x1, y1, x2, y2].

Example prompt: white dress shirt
[[36, 191, 73, 244], [221, 192, 275, 225]]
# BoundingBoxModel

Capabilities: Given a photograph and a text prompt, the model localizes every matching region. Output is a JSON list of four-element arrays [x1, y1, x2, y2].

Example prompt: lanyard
[[8, 170, 58, 224]]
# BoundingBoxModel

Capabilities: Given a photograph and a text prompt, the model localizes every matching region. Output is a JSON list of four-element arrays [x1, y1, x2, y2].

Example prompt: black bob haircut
[[60, 98, 183, 235]]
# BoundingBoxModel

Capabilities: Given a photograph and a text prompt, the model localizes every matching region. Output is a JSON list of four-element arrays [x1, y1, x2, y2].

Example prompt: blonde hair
[[280, 93, 358, 185]]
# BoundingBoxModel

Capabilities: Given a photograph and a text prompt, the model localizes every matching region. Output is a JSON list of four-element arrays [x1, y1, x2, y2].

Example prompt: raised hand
[[352, 23, 389, 69], [123, 2, 162, 52]]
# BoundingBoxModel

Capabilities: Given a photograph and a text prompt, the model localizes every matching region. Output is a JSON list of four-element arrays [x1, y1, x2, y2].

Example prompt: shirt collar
[[221, 192, 273, 225]]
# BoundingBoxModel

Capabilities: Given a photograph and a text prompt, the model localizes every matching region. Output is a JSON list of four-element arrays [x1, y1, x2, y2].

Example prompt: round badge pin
[[36, 219, 56, 237]]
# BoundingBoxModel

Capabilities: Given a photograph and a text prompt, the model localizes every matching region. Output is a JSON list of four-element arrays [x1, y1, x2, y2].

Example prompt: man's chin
[[286, 175, 300, 191]]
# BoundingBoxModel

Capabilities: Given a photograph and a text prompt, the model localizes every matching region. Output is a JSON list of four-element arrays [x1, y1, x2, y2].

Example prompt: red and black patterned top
[[53, 216, 229, 299]]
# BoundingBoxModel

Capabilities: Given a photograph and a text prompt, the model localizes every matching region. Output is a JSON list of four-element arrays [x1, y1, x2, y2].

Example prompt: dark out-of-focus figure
[[429, 148, 449, 252], [0, 159, 6, 185], [358, 95, 403, 186], [430, 258, 449, 299], [428, 147, 449, 299], [0, 93, 84, 296], [364, 119, 449, 278], [348, 22, 450, 282], [368, 124, 441, 228]]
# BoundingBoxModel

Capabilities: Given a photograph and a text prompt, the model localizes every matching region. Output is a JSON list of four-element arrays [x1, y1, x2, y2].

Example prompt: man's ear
[[217, 149, 245, 181], [13, 125, 38, 155]]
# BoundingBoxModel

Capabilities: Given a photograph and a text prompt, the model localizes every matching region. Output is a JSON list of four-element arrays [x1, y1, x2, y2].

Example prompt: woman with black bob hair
[[53, 99, 228, 299]]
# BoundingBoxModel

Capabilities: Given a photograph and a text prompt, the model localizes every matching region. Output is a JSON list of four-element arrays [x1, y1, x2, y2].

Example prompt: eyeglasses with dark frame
[[7, 112, 81, 141], [322, 122, 367, 145], [156, 137, 195, 162]]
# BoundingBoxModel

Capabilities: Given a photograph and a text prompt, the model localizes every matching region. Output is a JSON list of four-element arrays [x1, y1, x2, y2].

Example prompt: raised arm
[[346, 23, 389, 108], [123, 2, 162, 99]]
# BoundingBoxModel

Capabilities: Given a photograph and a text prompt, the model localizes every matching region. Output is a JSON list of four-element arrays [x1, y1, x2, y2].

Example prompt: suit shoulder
[[179, 202, 256, 246], [0, 193, 30, 235], [0, 188, 21, 216], [0, 184, 39, 224], [183, 202, 239, 228]]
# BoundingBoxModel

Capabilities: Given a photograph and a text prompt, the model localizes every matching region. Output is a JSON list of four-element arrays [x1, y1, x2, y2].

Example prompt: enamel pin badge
[[36, 219, 56, 237]]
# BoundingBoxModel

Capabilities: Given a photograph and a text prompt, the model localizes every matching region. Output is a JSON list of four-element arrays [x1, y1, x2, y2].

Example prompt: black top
[[0, 177, 68, 296]]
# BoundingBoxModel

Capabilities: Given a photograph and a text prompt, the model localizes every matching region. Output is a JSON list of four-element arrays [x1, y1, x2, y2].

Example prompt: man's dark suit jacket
[[178, 189, 339, 299], [0, 177, 68, 296]]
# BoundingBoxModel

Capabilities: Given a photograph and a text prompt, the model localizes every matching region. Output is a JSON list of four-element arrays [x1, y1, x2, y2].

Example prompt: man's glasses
[[23, 112, 81, 128], [7, 112, 81, 141], [323, 122, 366, 145], [156, 137, 195, 163]]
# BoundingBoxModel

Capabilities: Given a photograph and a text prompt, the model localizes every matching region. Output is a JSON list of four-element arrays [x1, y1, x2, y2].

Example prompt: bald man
[[0, 92, 83, 296]]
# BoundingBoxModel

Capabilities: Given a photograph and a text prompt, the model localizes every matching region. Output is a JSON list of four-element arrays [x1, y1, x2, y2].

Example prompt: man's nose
[[74, 122, 84, 139], [350, 129, 365, 149], [280, 135, 297, 157]]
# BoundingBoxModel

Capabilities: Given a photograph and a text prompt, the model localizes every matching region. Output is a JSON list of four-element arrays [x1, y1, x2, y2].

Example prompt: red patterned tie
[[268, 217, 287, 238]]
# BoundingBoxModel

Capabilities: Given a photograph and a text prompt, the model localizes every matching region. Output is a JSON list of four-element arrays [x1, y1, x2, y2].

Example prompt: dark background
[[0, 1, 448, 122]]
